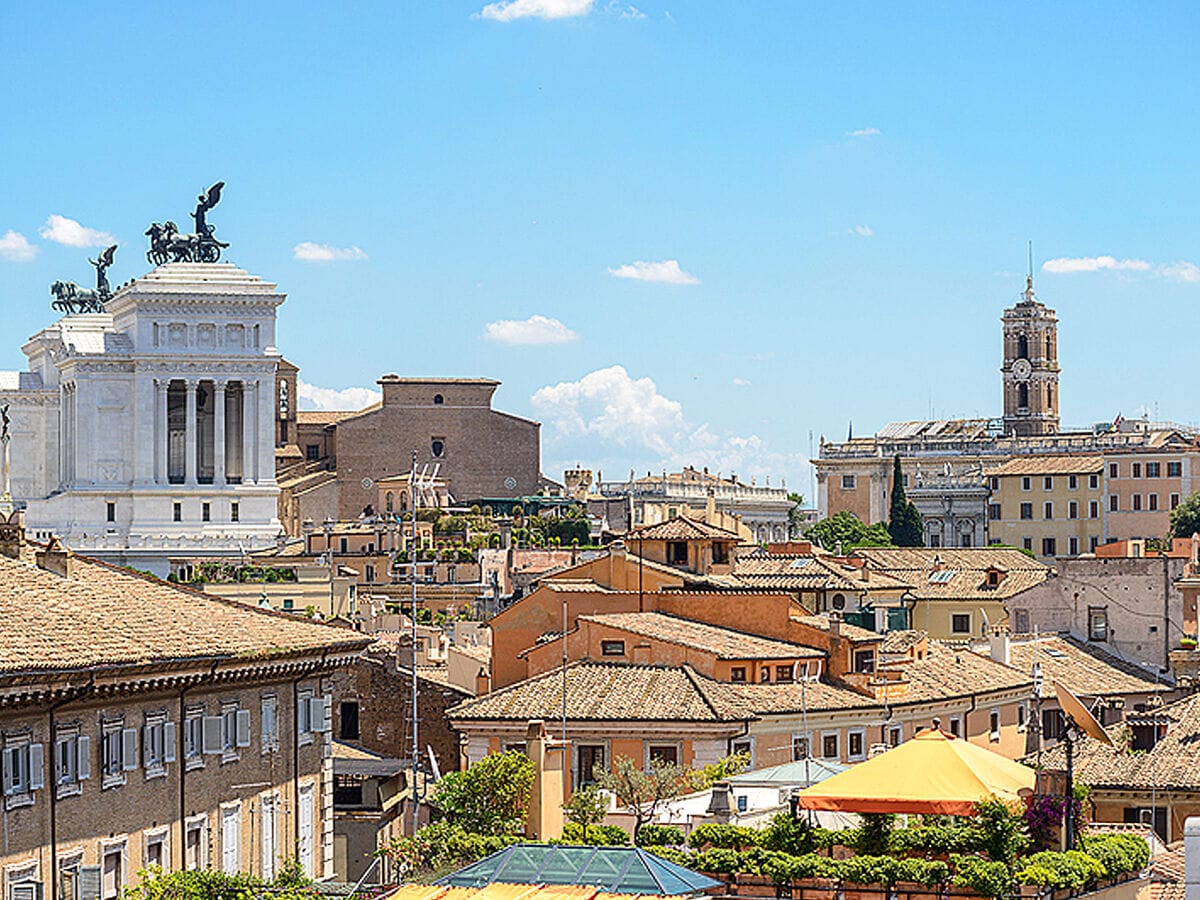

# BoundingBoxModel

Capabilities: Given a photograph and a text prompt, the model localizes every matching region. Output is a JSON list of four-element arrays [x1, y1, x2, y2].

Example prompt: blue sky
[[3, 1, 1199, 501]]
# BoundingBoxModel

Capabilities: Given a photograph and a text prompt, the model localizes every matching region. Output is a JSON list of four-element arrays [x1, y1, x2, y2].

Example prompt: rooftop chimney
[[989, 628, 1011, 666], [707, 781, 733, 824], [524, 720, 564, 841], [36, 536, 75, 579], [0, 511, 25, 561]]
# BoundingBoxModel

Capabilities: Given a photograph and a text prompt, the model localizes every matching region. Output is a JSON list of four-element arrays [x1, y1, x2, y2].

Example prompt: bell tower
[[1002, 274, 1059, 436]]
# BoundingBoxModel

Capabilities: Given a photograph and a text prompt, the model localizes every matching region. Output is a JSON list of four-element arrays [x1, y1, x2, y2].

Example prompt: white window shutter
[[309, 697, 329, 733], [122, 728, 139, 771], [163, 722, 176, 763], [261, 701, 276, 751], [27, 744, 44, 791], [78, 867, 101, 900], [203, 716, 223, 754], [143, 725, 155, 765], [236, 710, 251, 748], [77, 736, 91, 780], [2, 747, 16, 795]]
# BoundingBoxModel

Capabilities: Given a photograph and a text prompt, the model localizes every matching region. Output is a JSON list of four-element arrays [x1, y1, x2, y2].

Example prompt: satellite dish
[[1054, 681, 1113, 747]]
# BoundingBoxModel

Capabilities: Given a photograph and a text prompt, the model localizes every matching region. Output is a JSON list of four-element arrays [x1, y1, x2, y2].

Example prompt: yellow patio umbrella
[[796, 728, 1035, 816]]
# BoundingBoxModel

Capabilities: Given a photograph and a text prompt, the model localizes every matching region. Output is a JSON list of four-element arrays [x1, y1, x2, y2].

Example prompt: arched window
[[1017, 334, 1029, 359], [832, 593, 846, 610], [1045, 335, 1052, 360], [1018, 384, 1029, 408], [386, 492, 394, 512], [433, 394, 444, 405]]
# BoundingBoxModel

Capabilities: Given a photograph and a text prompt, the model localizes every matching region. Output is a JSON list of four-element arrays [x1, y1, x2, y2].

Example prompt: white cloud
[[614, 2, 646, 17], [1042, 254, 1200, 283], [1158, 261, 1200, 283], [485, 315, 579, 345], [849, 225, 873, 237], [847, 127, 881, 138], [1042, 255, 1152, 274], [532, 366, 686, 454], [293, 242, 368, 262], [533, 365, 807, 484], [0, 231, 37, 262], [478, 0, 593, 20], [608, 259, 700, 285], [297, 380, 381, 412], [732, 377, 751, 387], [38, 215, 115, 248]]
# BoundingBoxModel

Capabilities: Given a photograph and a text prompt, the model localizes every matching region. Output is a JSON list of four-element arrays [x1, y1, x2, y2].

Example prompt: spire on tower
[[1023, 240, 1036, 303]]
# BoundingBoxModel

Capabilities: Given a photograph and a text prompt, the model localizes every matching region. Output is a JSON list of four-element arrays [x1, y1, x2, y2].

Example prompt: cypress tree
[[888, 455, 924, 547]]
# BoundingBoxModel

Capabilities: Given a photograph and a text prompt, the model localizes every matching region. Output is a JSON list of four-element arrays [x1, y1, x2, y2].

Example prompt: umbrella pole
[[1064, 730, 1074, 850]]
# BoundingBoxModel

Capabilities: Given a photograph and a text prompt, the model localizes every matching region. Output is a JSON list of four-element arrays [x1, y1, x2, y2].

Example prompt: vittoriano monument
[[49, 244, 117, 315], [145, 181, 230, 264]]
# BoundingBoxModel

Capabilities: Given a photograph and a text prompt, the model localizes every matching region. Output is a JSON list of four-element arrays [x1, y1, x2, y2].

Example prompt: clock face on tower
[[1012, 358, 1032, 382]]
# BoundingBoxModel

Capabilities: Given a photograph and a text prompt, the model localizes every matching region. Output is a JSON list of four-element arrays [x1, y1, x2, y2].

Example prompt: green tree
[[787, 492, 807, 539], [430, 750, 534, 835], [804, 510, 894, 552], [685, 752, 750, 792], [562, 783, 608, 840], [548, 517, 590, 546], [887, 455, 924, 547], [1170, 492, 1200, 538], [123, 862, 313, 900], [594, 755, 687, 844]]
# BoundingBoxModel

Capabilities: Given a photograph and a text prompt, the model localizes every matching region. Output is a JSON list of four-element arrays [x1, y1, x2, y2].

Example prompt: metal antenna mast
[[410, 449, 419, 837]]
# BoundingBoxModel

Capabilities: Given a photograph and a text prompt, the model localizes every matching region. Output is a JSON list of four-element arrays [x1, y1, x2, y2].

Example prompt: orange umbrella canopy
[[796, 728, 1035, 816]]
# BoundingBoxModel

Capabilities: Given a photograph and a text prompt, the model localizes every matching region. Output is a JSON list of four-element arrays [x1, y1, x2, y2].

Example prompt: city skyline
[[3, 2, 1199, 496]]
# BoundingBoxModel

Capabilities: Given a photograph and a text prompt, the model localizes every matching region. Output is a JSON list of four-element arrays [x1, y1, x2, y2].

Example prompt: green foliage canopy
[[804, 511, 894, 552], [429, 750, 534, 836]]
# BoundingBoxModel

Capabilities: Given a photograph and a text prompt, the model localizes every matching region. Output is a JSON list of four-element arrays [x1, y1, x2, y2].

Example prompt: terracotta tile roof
[[296, 410, 359, 426], [625, 517, 741, 542], [0, 553, 370, 676], [851, 547, 1050, 600], [1037, 692, 1200, 790], [700, 675, 877, 715], [989, 455, 1104, 476], [733, 556, 864, 592], [881, 630, 927, 654], [579, 612, 824, 660], [896, 640, 1031, 702], [792, 615, 880, 643], [448, 662, 741, 722], [995, 635, 1167, 699], [1153, 845, 1186, 883], [542, 580, 619, 593]]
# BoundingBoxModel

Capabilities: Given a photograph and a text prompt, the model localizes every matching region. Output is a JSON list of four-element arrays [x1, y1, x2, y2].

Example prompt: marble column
[[258, 376, 275, 486], [154, 379, 168, 485], [242, 380, 257, 485], [185, 381, 198, 486], [213, 380, 227, 485]]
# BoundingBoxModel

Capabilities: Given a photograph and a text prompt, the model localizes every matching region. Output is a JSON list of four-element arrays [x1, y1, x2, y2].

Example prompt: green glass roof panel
[[438, 843, 722, 895]]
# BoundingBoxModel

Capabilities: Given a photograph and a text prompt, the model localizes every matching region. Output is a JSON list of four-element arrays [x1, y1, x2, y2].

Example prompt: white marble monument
[[0, 263, 285, 574]]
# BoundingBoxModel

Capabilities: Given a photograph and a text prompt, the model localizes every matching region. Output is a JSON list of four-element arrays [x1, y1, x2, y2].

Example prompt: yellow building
[[986, 456, 1105, 560]]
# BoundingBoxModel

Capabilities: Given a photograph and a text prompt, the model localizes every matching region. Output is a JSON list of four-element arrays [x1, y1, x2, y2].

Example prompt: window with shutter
[[28, 744, 43, 791], [9, 881, 43, 900], [236, 710, 251, 748], [163, 723, 176, 763], [309, 697, 329, 733], [77, 736, 90, 781], [121, 729, 138, 772], [261, 697, 278, 754], [221, 806, 241, 874], [78, 867, 101, 900], [202, 716, 223, 755], [100, 722, 125, 789]]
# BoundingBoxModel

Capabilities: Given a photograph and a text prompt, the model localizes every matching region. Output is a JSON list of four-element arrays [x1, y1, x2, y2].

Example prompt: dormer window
[[667, 542, 688, 565], [712, 542, 729, 565]]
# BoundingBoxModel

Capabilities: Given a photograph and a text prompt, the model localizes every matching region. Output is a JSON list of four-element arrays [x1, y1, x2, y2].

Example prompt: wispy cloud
[[478, 0, 593, 20], [1043, 255, 1200, 283], [846, 127, 881, 138], [0, 231, 37, 262], [38, 215, 115, 248], [732, 377, 752, 387], [608, 259, 700, 285], [293, 242, 368, 262], [485, 314, 579, 345], [1042, 255, 1151, 274], [1158, 261, 1200, 283], [849, 225, 873, 237], [297, 380, 381, 412]]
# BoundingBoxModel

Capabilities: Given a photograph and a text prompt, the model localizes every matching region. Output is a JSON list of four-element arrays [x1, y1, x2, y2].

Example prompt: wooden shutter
[[10, 881, 43, 900], [122, 728, 139, 771], [76, 736, 91, 781], [236, 710, 251, 748], [163, 723, 176, 763], [203, 716, 223, 755], [78, 867, 101, 900], [27, 744, 43, 791], [261, 700, 276, 752]]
